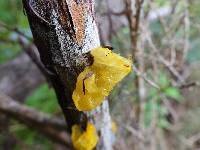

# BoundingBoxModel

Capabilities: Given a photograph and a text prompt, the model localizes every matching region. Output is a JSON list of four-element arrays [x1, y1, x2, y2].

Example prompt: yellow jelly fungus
[[72, 47, 132, 111], [71, 122, 99, 150], [111, 121, 117, 134]]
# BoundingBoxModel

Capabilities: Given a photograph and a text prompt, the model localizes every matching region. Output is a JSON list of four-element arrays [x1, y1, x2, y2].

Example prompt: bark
[[22, 0, 113, 149]]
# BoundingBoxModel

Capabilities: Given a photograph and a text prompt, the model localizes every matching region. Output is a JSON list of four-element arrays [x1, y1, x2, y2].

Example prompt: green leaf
[[25, 84, 60, 113], [159, 73, 170, 88], [164, 87, 182, 100], [157, 105, 168, 116], [158, 118, 170, 129], [13, 122, 54, 150]]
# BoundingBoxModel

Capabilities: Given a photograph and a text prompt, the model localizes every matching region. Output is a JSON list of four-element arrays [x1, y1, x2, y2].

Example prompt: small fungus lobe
[[111, 121, 118, 134], [71, 122, 99, 150], [72, 47, 132, 111]]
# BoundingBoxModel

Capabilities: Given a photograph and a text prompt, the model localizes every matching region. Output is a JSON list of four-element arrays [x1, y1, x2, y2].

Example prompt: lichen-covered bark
[[22, 0, 113, 149]]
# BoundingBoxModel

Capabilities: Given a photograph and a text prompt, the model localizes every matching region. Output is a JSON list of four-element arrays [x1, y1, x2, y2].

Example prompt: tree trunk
[[22, 0, 113, 149]]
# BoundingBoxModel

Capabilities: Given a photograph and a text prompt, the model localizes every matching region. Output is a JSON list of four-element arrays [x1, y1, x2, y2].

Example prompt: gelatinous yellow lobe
[[111, 121, 118, 134], [71, 122, 99, 150], [72, 47, 132, 111]]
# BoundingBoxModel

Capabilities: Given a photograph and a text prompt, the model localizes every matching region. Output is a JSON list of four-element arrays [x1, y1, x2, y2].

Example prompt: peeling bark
[[22, 0, 113, 149]]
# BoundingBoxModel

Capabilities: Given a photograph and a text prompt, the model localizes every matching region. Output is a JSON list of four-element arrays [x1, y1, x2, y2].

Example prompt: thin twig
[[132, 65, 160, 90], [18, 36, 53, 85], [146, 35, 186, 85], [0, 21, 32, 40], [123, 124, 144, 141]]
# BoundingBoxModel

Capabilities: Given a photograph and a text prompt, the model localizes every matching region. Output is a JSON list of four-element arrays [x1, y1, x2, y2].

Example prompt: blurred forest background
[[0, 0, 200, 150]]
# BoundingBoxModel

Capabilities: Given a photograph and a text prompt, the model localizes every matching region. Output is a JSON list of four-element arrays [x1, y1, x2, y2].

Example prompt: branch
[[0, 20, 50, 85], [18, 37, 52, 85], [22, 0, 113, 149], [0, 93, 72, 148], [0, 53, 44, 100], [146, 36, 186, 85], [124, 0, 145, 123], [132, 65, 160, 90], [0, 21, 32, 40]]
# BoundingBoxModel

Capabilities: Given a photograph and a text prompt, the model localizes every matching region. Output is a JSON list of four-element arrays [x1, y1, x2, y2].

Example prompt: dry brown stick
[[132, 65, 160, 90], [0, 24, 51, 84], [0, 93, 71, 148], [124, 1, 146, 149], [157, 55, 185, 84], [0, 48, 46, 148], [106, 0, 114, 41], [0, 53, 44, 100], [0, 20, 51, 85], [179, 81, 200, 89], [133, 64, 197, 90], [17, 37, 52, 85], [124, 0, 144, 122], [123, 124, 144, 141], [146, 35, 186, 85], [181, 1, 190, 68]]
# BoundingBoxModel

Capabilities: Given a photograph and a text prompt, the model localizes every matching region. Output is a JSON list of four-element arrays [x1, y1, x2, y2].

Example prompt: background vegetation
[[0, 0, 200, 150]]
